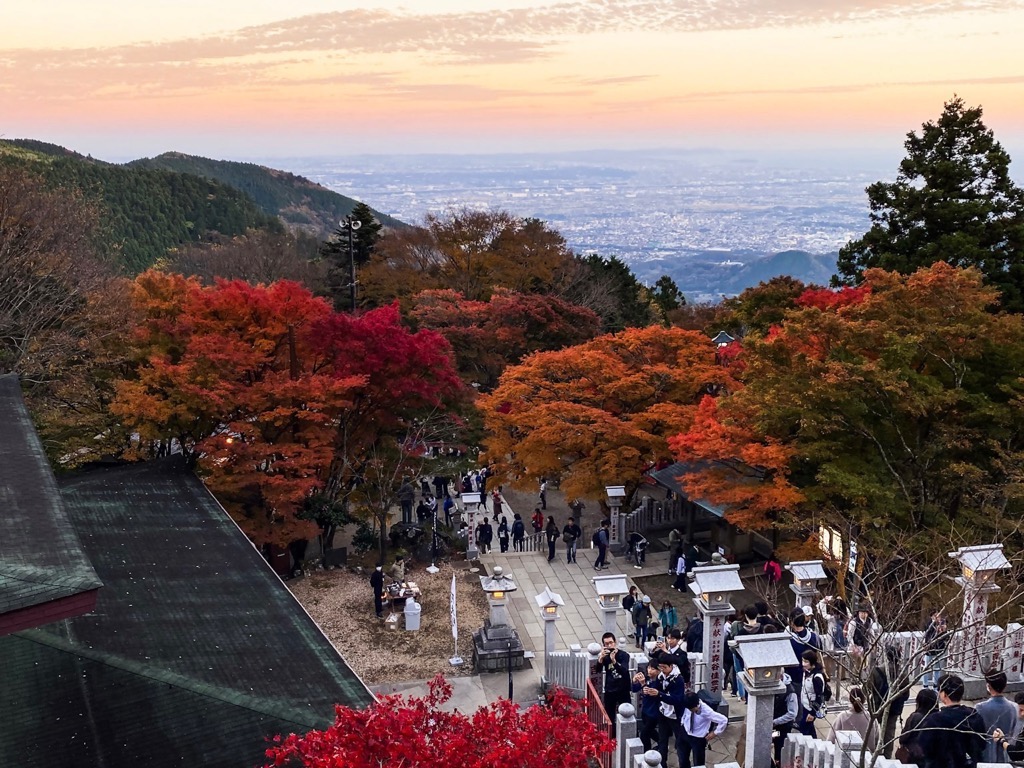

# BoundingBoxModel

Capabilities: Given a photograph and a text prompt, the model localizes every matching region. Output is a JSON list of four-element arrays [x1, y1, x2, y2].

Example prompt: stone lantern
[[534, 587, 564, 660], [605, 485, 626, 553], [949, 544, 1011, 686], [735, 634, 798, 768], [462, 491, 482, 560], [593, 573, 630, 635], [786, 560, 827, 609], [473, 566, 525, 672], [689, 564, 743, 709]]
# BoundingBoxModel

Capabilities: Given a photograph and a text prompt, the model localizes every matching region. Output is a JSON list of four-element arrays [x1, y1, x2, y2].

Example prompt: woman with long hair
[[896, 688, 938, 766], [798, 649, 829, 736], [827, 686, 877, 750]]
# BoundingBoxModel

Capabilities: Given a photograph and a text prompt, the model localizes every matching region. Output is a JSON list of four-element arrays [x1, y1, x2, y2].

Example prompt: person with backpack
[[685, 613, 703, 653], [511, 513, 526, 552], [622, 586, 639, 637], [545, 515, 559, 562], [593, 519, 610, 570], [798, 649, 830, 736], [772, 671, 800, 765], [632, 595, 653, 649], [786, 612, 821, 694], [918, 674, 987, 768], [731, 605, 763, 703], [497, 516, 510, 552], [867, 644, 912, 758]]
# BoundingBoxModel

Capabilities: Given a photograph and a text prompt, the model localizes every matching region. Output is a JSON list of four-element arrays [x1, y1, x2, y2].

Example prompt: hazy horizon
[[5, 1, 1024, 161]]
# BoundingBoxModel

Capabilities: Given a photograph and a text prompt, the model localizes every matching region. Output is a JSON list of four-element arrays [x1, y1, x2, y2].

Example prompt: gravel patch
[[289, 563, 491, 684]]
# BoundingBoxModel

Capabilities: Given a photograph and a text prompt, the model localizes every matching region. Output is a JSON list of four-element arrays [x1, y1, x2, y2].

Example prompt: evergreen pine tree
[[836, 96, 1024, 311]]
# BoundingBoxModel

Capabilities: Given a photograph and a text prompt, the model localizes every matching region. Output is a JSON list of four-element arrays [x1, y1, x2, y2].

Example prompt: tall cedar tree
[[265, 675, 612, 768], [410, 287, 601, 389], [481, 325, 728, 502], [672, 263, 1024, 562], [836, 97, 1024, 311], [321, 201, 383, 310]]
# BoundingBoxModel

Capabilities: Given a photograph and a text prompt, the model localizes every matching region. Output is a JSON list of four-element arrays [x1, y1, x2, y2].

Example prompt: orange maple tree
[[671, 262, 1024, 564], [480, 325, 727, 501], [668, 395, 804, 533]]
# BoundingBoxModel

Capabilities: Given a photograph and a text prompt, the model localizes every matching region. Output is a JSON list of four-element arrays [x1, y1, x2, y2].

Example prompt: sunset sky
[[3, 0, 1024, 161]]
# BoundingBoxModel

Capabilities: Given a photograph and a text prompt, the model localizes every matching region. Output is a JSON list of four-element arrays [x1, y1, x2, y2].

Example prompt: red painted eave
[[0, 588, 100, 637]]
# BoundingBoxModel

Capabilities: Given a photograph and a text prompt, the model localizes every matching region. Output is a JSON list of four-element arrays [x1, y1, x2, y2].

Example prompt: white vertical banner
[[449, 573, 463, 666], [450, 574, 458, 641]]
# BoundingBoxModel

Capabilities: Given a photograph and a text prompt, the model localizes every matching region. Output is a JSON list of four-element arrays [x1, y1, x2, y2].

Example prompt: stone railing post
[[616, 703, 637, 768], [634, 750, 662, 768]]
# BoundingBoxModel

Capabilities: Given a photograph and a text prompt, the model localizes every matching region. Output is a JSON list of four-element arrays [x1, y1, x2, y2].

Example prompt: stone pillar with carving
[[689, 564, 743, 712]]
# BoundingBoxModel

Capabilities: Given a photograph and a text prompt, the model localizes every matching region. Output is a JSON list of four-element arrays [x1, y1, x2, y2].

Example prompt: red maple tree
[[265, 675, 612, 768], [114, 274, 467, 546]]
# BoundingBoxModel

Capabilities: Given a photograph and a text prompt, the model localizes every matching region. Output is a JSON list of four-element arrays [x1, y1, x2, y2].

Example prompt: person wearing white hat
[[801, 604, 820, 634]]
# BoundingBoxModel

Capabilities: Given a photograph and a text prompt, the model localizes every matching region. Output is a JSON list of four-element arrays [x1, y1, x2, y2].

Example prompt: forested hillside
[[129, 152, 402, 235], [0, 140, 281, 273]]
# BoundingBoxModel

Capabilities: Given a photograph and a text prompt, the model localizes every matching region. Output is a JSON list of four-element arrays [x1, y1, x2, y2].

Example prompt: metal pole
[[347, 217, 357, 313], [507, 639, 513, 700]]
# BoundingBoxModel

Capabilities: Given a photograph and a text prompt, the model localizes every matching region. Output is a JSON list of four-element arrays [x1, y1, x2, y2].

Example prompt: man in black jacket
[[597, 632, 632, 736], [369, 563, 385, 618], [919, 674, 987, 768]]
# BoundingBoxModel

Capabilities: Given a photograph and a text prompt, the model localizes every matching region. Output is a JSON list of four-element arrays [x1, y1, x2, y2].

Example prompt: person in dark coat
[[867, 645, 912, 758], [563, 516, 582, 563], [632, 661, 663, 752], [497, 516, 510, 553], [475, 517, 493, 554], [511, 513, 526, 551], [545, 516, 559, 561], [369, 563, 385, 618], [398, 478, 416, 523], [899, 688, 938, 767], [597, 632, 632, 736], [918, 674, 987, 768]]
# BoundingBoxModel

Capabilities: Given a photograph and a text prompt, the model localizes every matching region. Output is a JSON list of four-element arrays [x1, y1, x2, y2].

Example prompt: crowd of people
[[598, 630, 727, 768], [384, 474, 1024, 768]]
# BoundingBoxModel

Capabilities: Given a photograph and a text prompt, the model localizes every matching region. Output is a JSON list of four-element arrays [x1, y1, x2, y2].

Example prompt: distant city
[[282, 148, 898, 301]]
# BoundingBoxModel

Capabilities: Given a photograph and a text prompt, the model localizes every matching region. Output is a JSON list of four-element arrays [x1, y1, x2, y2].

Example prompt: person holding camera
[[652, 629, 691, 686], [648, 654, 687, 767], [597, 632, 631, 735]]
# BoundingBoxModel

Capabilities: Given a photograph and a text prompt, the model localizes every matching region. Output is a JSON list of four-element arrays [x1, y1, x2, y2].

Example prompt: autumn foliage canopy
[[113, 271, 464, 545], [264, 675, 612, 768], [481, 325, 728, 500]]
